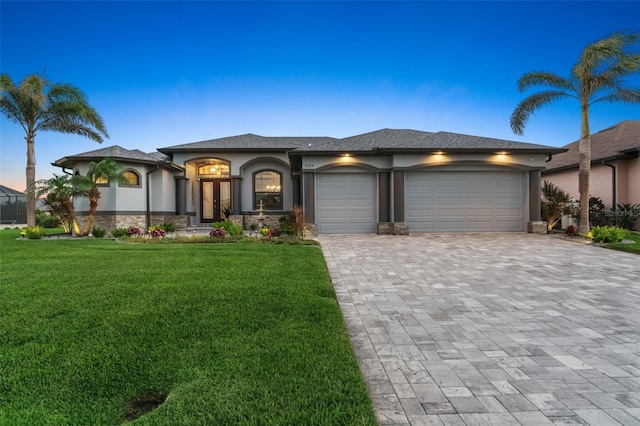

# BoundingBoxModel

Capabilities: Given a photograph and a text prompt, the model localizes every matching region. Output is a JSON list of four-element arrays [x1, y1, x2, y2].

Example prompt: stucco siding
[[545, 159, 639, 209], [149, 169, 177, 212], [627, 157, 640, 205]]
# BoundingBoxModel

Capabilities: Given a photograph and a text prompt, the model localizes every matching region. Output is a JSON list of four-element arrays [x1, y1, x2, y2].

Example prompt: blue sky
[[1, 1, 639, 191]]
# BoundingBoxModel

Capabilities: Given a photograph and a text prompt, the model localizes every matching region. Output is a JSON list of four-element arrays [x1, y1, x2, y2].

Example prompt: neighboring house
[[0, 184, 27, 225], [543, 120, 640, 209], [53, 128, 565, 234]]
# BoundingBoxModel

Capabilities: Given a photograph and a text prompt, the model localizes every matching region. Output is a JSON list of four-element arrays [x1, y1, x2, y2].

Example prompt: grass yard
[[608, 231, 640, 255], [0, 229, 376, 425]]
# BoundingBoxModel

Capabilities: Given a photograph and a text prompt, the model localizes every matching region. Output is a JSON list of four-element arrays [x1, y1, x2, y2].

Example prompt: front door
[[200, 179, 231, 223]]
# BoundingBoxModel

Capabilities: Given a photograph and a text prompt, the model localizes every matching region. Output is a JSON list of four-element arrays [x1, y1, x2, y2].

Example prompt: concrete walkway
[[318, 234, 640, 426]]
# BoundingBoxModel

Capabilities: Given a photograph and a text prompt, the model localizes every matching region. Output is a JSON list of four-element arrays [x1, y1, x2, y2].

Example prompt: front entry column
[[392, 170, 409, 235], [232, 177, 242, 215], [393, 170, 405, 222], [302, 172, 315, 223], [175, 176, 188, 215], [527, 170, 546, 233]]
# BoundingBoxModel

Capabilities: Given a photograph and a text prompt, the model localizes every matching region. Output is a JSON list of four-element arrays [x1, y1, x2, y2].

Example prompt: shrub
[[91, 227, 106, 238], [565, 225, 579, 236], [22, 226, 45, 239], [573, 196, 610, 227], [278, 213, 296, 235], [158, 222, 175, 233], [212, 220, 243, 236], [614, 203, 640, 230], [111, 227, 127, 238], [292, 205, 307, 238], [590, 226, 628, 244], [36, 209, 60, 228], [148, 226, 166, 238], [126, 226, 142, 236], [260, 227, 270, 236], [210, 228, 227, 238], [267, 228, 282, 237]]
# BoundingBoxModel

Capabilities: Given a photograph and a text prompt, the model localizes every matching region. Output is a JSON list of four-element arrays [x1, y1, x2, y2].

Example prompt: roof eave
[[158, 147, 294, 154], [544, 150, 639, 173], [381, 147, 567, 155]]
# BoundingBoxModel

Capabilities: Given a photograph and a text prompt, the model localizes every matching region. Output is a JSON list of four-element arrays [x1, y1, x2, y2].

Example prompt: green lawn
[[0, 229, 376, 425], [608, 231, 640, 255]]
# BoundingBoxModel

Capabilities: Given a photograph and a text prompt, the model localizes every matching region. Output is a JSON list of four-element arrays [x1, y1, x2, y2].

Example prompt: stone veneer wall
[[76, 214, 189, 234], [242, 214, 284, 230]]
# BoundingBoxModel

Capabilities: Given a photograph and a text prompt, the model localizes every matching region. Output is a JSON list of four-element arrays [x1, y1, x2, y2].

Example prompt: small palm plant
[[541, 181, 574, 231]]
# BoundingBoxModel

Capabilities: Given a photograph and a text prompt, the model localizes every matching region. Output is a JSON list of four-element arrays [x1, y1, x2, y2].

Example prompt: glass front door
[[200, 180, 231, 223]]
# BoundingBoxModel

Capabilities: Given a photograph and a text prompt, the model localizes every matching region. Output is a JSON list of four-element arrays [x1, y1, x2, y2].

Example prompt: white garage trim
[[406, 171, 524, 232], [316, 173, 376, 234]]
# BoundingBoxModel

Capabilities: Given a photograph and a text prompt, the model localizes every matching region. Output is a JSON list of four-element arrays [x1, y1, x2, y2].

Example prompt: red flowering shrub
[[126, 226, 142, 236], [210, 228, 227, 237]]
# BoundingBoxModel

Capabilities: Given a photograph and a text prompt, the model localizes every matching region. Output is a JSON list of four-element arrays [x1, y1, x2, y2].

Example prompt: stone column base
[[304, 224, 318, 238], [527, 221, 547, 234], [393, 222, 409, 235], [377, 222, 393, 235]]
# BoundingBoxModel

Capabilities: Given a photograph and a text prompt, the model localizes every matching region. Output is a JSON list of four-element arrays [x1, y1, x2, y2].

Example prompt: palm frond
[[574, 31, 640, 80], [88, 158, 128, 185], [510, 90, 573, 135], [592, 87, 640, 105], [517, 71, 575, 93]]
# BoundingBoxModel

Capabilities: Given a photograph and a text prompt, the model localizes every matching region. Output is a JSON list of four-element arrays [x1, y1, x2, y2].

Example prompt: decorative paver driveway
[[318, 233, 640, 426]]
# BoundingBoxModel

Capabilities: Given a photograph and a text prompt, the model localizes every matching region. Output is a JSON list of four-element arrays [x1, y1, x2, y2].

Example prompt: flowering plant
[[565, 225, 578, 236], [210, 228, 227, 237], [126, 226, 142, 236], [148, 226, 166, 238], [267, 228, 282, 237]]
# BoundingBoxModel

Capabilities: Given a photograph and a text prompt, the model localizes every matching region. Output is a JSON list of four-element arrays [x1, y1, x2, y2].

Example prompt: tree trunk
[[83, 189, 100, 236], [25, 133, 36, 227], [63, 199, 81, 237], [578, 102, 591, 234]]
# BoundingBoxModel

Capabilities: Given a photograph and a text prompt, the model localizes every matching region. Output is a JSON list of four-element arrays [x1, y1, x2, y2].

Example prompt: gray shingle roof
[[292, 128, 561, 153], [52, 145, 169, 168], [55, 128, 564, 169], [293, 129, 434, 152], [544, 120, 640, 171], [158, 134, 337, 153], [391, 131, 560, 151]]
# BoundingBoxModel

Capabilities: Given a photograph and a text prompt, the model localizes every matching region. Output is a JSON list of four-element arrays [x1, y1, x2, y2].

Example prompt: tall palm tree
[[0, 73, 109, 226], [510, 31, 640, 234], [81, 158, 126, 236]]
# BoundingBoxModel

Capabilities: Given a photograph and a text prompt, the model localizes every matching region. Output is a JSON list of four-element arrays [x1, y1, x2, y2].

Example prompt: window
[[254, 170, 282, 209], [198, 161, 230, 177], [119, 170, 141, 187], [94, 175, 109, 186]]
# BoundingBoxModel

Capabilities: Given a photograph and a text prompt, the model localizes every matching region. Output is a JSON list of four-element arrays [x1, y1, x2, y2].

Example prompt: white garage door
[[406, 171, 524, 232], [316, 173, 376, 234]]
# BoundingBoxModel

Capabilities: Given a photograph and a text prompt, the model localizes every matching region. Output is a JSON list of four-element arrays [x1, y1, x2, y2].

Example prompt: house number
[[304, 163, 315, 168]]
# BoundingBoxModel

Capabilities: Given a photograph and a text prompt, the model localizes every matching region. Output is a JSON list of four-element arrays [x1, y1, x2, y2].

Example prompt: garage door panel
[[317, 173, 375, 234], [407, 171, 523, 232], [437, 207, 464, 217]]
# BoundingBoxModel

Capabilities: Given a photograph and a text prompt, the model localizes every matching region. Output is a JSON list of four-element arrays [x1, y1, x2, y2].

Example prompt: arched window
[[119, 170, 141, 188], [197, 160, 230, 177], [254, 170, 282, 209], [94, 175, 109, 186]]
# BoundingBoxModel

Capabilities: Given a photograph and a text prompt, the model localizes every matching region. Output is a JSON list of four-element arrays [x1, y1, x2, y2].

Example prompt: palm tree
[[0, 73, 109, 226], [34, 174, 87, 236], [510, 31, 640, 234], [80, 158, 126, 236]]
